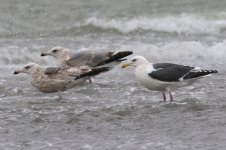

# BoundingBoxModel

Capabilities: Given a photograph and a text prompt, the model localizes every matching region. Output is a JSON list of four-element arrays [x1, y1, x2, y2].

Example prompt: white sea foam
[[119, 40, 226, 67], [84, 14, 226, 34], [0, 46, 56, 65], [1, 40, 226, 68]]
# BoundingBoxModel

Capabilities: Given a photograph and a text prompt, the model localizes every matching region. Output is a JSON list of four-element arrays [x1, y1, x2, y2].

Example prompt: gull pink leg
[[88, 78, 92, 83], [160, 91, 166, 102], [57, 92, 64, 102], [169, 92, 174, 102]]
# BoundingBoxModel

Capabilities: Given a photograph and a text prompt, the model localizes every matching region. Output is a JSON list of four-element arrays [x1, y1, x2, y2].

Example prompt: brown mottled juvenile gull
[[122, 55, 218, 102], [14, 63, 109, 101], [41, 47, 133, 68]]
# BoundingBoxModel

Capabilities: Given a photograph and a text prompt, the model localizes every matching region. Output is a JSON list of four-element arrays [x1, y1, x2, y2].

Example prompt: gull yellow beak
[[122, 63, 130, 68]]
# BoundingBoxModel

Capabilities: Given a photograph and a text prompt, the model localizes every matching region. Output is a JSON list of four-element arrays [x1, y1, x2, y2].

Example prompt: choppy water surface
[[0, 0, 226, 149]]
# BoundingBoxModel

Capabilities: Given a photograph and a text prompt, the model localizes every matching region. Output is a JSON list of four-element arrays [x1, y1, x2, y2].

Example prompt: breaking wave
[[1, 13, 225, 37], [83, 14, 226, 35]]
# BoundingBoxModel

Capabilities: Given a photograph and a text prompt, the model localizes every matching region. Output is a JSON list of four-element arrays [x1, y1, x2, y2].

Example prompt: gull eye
[[132, 59, 137, 62], [25, 66, 31, 69], [52, 49, 58, 53]]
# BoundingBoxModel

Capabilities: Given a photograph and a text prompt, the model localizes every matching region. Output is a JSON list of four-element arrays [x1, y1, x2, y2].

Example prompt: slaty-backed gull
[[14, 63, 109, 101], [122, 55, 218, 102]]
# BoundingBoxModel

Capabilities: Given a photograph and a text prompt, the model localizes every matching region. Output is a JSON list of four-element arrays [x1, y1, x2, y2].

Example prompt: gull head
[[14, 63, 41, 75], [122, 55, 150, 68], [41, 47, 69, 58]]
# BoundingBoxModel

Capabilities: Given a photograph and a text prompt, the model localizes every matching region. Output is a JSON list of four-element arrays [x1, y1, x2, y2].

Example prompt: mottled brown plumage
[[14, 63, 88, 94]]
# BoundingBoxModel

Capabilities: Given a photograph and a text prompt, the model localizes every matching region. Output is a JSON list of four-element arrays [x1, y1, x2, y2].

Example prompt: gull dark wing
[[67, 50, 133, 68], [95, 51, 133, 67], [153, 63, 184, 69], [74, 67, 110, 80], [149, 64, 194, 82]]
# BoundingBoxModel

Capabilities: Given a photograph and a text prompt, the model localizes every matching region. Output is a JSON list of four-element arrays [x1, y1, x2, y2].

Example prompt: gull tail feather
[[74, 67, 110, 80], [183, 69, 218, 79], [95, 51, 133, 67]]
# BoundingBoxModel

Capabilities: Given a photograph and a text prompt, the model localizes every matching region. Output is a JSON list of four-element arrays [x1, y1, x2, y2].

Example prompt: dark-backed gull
[[122, 55, 218, 102], [14, 63, 109, 101]]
